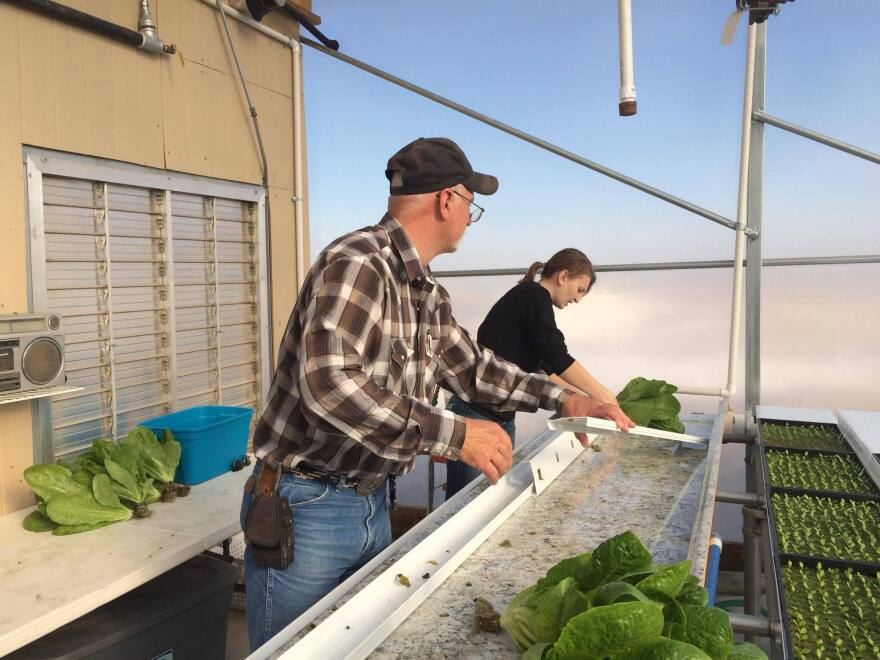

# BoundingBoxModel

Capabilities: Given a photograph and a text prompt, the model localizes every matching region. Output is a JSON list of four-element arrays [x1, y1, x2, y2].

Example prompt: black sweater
[[470, 281, 575, 421]]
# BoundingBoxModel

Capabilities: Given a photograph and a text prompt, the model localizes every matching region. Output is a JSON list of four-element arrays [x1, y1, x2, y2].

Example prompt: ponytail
[[529, 249, 597, 291], [520, 261, 544, 283]]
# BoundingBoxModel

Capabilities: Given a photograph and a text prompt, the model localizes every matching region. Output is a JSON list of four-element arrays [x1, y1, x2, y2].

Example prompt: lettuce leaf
[[22, 510, 57, 532], [666, 605, 733, 659], [578, 531, 652, 592], [547, 601, 664, 659], [617, 378, 685, 433], [23, 464, 89, 502], [46, 492, 132, 526]]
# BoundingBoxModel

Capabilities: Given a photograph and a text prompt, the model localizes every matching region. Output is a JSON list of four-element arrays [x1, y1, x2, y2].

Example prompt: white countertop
[[0, 468, 250, 656]]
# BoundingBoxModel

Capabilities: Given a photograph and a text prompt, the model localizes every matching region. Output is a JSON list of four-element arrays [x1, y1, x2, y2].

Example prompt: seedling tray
[[768, 492, 880, 564], [773, 554, 880, 659], [762, 448, 879, 497], [758, 419, 853, 454]]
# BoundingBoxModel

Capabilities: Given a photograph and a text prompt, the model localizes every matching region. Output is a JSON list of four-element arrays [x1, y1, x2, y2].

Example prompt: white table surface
[[0, 468, 250, 656], [838, 409, 880, 453]]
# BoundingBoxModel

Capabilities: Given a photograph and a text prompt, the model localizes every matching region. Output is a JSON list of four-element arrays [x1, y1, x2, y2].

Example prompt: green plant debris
[[21, 427, 182, 535], [762, 423, 849, 452], [396, 574, 411, 587], [500, 531, 767, 659], [782, 561, 880, 659], [500, 539, 513, 547], [772, 494, 880, 563], [617, 378, 686, 434], [766, 451, 877, 495], [474, 597, 502, 633]]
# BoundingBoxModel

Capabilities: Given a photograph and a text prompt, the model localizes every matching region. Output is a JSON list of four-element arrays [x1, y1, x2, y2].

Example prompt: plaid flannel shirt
[[253, 214, 570, 480]]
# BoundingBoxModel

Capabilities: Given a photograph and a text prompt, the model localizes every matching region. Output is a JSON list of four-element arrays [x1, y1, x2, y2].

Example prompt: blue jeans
[[444, 395, 516, 500], [240, 463, 391, 651]]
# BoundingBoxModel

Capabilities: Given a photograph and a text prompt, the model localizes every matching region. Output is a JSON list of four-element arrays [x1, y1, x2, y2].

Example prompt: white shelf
[[0, 385, 83, 406]]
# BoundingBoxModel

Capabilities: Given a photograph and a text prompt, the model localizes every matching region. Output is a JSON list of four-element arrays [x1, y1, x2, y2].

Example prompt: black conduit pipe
[[4, 0, 144, 49], [280, 4, 338, 50]]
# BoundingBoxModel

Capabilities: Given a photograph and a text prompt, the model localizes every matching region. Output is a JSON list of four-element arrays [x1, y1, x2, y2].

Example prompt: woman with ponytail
[[445, 248, 626, 498]]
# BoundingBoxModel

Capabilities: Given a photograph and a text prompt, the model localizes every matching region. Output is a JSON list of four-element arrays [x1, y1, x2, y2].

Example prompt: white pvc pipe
[[198, 0, 297, 47], [292, 42, 307, 291], [726, 23, 758, 396], [677, 386, 729, 397], [617, 0, 637, 116]]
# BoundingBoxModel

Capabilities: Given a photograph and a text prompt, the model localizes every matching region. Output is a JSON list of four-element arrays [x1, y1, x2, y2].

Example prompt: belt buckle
[[355, 476, 385, 497]]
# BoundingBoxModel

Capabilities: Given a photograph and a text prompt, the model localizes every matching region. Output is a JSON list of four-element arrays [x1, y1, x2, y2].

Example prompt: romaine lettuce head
[[121, 426, 181, 485], [501, 577, 589, 650], [617, 377, 685, 433]]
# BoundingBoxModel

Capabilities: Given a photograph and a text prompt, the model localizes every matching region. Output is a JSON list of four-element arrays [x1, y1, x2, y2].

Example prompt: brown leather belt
[[258, 460, 386, 497]]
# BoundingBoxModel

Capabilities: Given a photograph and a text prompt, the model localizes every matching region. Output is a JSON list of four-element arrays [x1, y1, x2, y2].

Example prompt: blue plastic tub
[[141, 406, 253, 485]]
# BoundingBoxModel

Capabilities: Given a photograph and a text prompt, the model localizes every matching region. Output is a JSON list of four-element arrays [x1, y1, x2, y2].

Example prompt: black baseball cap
[[385, 137, 499, 196]]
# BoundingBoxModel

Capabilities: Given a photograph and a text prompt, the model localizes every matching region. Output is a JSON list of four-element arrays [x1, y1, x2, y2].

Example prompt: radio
[[0, 315, 66, 394]]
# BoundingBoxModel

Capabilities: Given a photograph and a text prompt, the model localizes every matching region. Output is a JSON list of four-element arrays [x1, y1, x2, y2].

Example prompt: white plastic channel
[[272, 432, 586, 660], [547, 417, 708, 448]]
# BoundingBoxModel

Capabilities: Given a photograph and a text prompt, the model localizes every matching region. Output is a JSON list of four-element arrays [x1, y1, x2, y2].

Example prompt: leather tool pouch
[[244, 463, 293, 569]]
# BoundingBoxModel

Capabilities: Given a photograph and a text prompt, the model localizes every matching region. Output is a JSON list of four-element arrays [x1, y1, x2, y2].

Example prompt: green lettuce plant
[[21, 426, 182, 535], [501, 531, 767, 659], [617, 378, 685, 434]]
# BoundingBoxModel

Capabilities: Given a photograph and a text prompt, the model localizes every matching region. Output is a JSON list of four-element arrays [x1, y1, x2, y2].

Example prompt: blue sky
[[301, 1, 879, 269]]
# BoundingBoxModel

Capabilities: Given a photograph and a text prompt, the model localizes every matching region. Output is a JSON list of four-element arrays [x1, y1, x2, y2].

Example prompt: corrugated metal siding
[[41, 173, 263, 456]]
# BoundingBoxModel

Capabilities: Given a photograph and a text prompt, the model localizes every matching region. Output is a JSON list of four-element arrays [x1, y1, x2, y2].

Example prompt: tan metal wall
[[0, 0, 311, 513]]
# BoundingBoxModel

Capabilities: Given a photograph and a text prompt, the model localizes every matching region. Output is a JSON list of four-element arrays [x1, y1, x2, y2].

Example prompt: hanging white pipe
[[617, 0, 637, 116], [725, 22, 758, 396], [292, 40, 307, 291]]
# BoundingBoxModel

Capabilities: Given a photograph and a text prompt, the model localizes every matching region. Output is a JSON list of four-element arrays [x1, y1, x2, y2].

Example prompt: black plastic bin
[[10, 555, 237, 660]]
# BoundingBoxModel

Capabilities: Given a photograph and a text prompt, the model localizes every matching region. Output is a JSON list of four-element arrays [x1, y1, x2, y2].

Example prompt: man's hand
[[457, 418, 513, 485], [560, 394, 636, 447]]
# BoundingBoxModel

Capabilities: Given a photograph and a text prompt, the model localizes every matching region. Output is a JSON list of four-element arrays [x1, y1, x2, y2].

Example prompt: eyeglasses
[[449, 189, 485, 223]]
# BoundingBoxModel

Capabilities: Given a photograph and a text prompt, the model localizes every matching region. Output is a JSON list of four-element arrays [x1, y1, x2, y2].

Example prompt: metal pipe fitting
[[715, 490, 764, 506], [728, 612, 772, 636]]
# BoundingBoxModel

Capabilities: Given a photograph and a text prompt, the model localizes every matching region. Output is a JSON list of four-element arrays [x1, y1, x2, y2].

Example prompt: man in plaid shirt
[[241, 137, 634, 649]]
